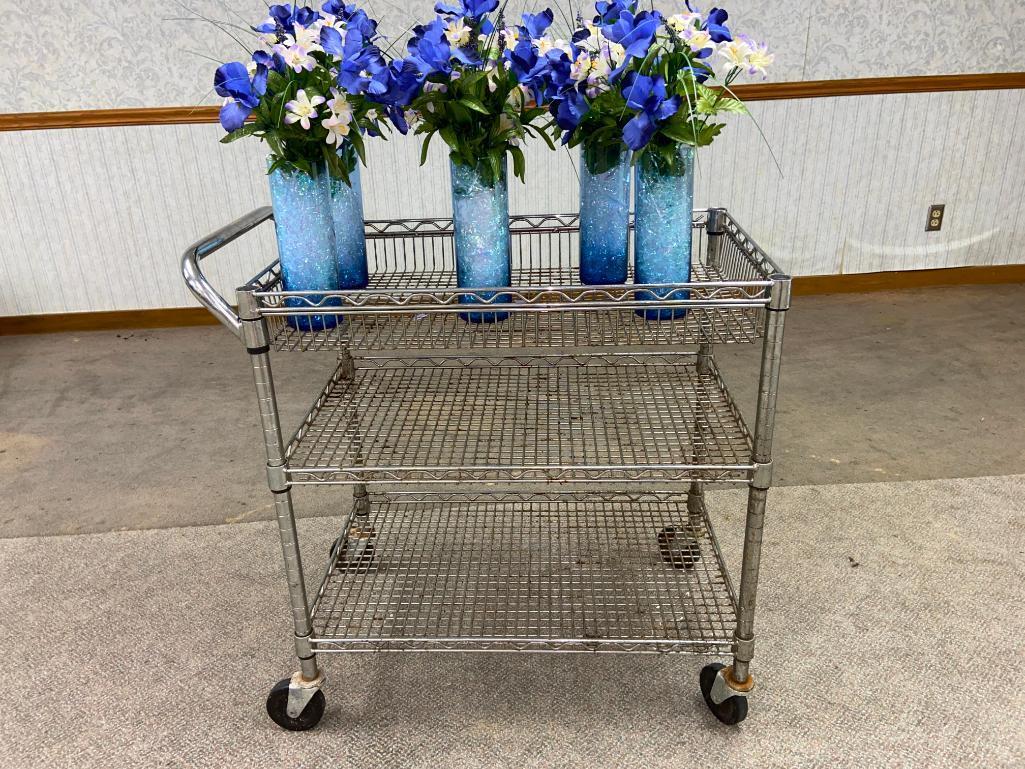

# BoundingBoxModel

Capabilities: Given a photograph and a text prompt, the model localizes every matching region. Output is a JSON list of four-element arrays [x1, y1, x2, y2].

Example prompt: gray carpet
[[1, 475, 1023, 768]]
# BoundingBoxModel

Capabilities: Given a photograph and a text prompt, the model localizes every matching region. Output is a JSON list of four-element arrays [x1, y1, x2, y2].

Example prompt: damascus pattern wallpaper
[[1, 1, 1024, 314], [1, 0, 1024, 112], [2, 88, 1024, 315]]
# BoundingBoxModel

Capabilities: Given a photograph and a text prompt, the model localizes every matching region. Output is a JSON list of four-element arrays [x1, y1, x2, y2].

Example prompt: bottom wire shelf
[[310, 493, 737, 654]]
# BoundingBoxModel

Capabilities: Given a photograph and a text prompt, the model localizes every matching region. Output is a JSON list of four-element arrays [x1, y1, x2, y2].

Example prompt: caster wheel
[[330, 527, 376, 573], [699, 663, 749, 725], [266, 678, 326, 731], [657, 526, 701, 569]]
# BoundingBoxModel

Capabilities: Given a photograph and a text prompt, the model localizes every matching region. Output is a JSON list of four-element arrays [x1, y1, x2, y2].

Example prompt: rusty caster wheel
[[699, 663, 750, 725]]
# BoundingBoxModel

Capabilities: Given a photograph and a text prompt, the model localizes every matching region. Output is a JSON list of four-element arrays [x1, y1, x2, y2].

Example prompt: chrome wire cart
[[182, 208, 789, 729]]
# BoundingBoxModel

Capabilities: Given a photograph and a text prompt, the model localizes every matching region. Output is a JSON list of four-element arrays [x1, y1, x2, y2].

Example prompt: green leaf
[[660, 122, 726, 148], [695, 90, 717, 115], [325, 145, 351, 187], [458, 97, 490, 115], [692, 122, 725, 146], [714, 98, 749, 114], [449, 102, 473, 124], [439, 125, 459, 152], [266, 71, 288, 95], [348, 128, 367, 166], [693, 82, 748, 116], [459, 69, 485, 89], [510, 145, 526, 182], [219, 123, 260, 144], [697, 92, 747, 116], [531, 124, 558, 152], [661, 120, 699, 144], [488, 152, 502, 186], [265, 134, 284, 159], [419, 131, 434, 166]]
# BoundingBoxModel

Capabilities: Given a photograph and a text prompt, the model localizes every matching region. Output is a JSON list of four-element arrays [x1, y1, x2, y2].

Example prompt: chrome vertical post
[[731, 272, 790, 685], [238, 286, 320, 682], [336, 348, 372, 562], [696, 208, 724, 376], [690, 210, 725, 521]]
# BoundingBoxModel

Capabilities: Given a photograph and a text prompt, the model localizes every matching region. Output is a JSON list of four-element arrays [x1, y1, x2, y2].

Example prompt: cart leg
[[730, 482, 768, 685], [333, 484, 376, 572], [272, 488, 320, 682], [686, 481, 704, 523], [700, 270, 790, 726], [695, 207, 722, 379], [657, 408, 711, 570], [329, 348, 376, 572], [686, 209, 719, 545], [237, 289, 326, 731]]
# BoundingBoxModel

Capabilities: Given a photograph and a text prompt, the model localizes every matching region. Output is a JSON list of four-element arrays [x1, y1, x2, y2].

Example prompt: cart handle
[[181, 207, 274, 339]]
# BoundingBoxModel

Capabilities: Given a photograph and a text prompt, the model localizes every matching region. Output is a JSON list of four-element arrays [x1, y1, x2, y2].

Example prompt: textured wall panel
[[1, 89, 1024, 315], [2, 0, 1025, 112]]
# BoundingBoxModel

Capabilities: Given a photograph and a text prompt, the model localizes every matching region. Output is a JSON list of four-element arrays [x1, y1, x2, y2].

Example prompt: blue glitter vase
[[327, 159, 369, 289], [579, 145, 631, 285], [450, 157, 510, 324], [634, 145, 695, 321], [268, 165, 341, 332]]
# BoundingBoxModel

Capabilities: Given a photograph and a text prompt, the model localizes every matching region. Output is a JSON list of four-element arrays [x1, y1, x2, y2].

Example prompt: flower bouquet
[[546, 1, 773, 313], [396, 0, 558, 322], [214, 2, 395, 326]]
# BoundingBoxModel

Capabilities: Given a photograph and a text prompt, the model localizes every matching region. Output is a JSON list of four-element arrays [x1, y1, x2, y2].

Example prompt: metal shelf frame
[[182, 206, 790, 723]]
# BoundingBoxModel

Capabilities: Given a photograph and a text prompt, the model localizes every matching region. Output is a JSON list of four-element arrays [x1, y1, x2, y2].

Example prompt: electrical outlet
[[926, 204, 945, 232]]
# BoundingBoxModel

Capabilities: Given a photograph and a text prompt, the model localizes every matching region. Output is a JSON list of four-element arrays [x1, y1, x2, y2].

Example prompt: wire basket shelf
[[311, 492, 737, 654], [284, 353, 753, 486], [242, 211, 780, 353]]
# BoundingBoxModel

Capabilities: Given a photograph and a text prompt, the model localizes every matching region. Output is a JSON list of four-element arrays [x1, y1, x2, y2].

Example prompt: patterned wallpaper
[[2, 0, 1024, 112], [2, 88, 1023, 314]]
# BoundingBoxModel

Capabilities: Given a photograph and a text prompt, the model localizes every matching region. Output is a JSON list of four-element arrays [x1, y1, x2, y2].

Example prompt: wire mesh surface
[[270, 263, 764, 352], [244, 211, 778, 353], [311, 493, 737, 653], [284, 355, 753, 485]]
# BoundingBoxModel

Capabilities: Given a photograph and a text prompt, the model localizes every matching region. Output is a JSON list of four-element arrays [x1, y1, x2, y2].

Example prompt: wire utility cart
[[183, 208, 789, 729]]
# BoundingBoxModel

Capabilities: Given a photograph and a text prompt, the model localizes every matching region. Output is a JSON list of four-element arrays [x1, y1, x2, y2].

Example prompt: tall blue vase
[[450, 157, 510, 324], [579, 145, 631, 285], [326, 161, 369, 289], [268, 165, 340, 332], [634, 145, 695, 321]]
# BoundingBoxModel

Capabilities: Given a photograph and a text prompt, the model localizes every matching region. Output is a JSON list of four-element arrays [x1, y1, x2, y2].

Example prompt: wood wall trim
[[731, 71, 1025, 102], [2, 72, 1024, 132], [3, 265, 1023, 335], [791, 263, 1025, 296], [0, 307, 219, 336], [0, 106, 223, 132]]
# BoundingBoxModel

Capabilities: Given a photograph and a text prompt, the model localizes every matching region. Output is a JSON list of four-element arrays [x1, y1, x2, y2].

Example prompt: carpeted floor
[[1, 474, 1022, 768]]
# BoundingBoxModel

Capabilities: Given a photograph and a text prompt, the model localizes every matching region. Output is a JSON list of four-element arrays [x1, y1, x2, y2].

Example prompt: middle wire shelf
[[284, 353, 754, 486]]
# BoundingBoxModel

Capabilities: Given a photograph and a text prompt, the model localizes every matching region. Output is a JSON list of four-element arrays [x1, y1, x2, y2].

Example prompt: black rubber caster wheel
[[266, 678, 326, 731], [657, 526, 701, 569], [699, 663, 749, 725]]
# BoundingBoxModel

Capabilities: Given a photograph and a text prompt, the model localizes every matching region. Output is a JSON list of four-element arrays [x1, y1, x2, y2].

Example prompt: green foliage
[[410, 65, 555, 187], [565, 26, 754, 163], [565, 90, 632, 176], [695, 82, 748, 115]]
